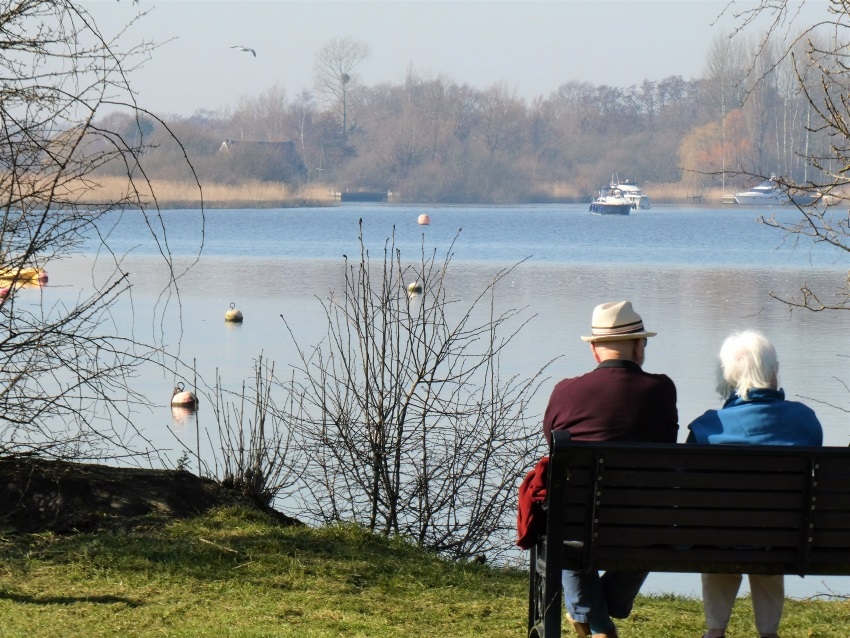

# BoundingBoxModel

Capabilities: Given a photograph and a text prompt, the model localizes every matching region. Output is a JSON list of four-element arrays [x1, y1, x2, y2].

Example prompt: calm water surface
[[50, 203, 849, 597]]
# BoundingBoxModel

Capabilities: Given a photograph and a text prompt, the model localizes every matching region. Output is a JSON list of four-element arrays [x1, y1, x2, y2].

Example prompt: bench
[[527, 431, 850, 638]]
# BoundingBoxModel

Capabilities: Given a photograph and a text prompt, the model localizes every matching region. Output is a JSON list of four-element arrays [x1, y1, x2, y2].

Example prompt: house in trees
[[218, 139, 307, 184]]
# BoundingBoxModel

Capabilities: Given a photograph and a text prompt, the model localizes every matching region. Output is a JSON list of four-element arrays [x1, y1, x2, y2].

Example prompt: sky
[[81, 0, 833, 118]]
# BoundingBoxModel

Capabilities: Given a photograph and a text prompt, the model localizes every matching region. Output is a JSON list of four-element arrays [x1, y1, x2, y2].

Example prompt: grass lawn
[[0, 506, 847, 637]]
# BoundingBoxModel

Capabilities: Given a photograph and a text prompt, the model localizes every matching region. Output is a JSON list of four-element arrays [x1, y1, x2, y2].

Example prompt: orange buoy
[[0, 287, 9, 299], [171, 382, 199, 410], [417, 214, 431, 225], [225, 302, 243, 323], [37, 270, 48, 286]]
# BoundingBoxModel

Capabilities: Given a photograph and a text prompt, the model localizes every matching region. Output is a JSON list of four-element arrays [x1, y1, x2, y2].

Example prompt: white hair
[[715, 330, 779, 401]]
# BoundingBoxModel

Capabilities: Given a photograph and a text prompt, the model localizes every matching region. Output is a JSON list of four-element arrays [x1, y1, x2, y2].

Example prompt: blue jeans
[[562, 569, 648, 634]]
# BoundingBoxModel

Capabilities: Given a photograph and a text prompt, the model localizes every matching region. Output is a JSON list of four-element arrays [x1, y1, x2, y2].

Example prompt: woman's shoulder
[[779, 398, 823, 431], [686, 409, 723, 440]]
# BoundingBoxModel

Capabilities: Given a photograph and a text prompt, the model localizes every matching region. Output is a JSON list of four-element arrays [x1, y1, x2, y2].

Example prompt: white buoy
[[171, 382, 199, 410], [417, 213, 431, 225], [225, 302, 243, 322], [407, 281, 423, 295]]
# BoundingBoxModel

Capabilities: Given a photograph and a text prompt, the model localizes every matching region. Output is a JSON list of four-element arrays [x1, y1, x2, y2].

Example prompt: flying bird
[[230, 45, 256, 57]]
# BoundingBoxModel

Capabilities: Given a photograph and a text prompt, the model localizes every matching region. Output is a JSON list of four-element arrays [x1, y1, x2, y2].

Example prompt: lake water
[[48, 202, 850, 598]]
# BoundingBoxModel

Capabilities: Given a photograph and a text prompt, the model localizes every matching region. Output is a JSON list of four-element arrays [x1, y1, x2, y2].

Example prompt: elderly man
[[543, 300, 679, 638]]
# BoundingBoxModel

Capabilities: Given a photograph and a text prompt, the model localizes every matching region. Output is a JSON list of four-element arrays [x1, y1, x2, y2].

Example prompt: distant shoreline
[[83, 177, 812, 209], [124, 187, 736, 210]]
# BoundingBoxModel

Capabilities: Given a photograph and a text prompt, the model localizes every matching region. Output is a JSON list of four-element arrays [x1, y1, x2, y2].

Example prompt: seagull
[[230, 45, 256, 57]]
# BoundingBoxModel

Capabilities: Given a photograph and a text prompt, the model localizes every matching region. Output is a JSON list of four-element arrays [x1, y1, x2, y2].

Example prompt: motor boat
[[733, 175, 820, 206], [611, 176, 651, 209], [590, 187, 632, 215]]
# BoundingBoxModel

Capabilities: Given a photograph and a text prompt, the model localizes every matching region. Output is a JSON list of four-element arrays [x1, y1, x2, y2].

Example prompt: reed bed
[[547, 182, 584, 200], [77, 176, 337, 209], [45, 175, 844, 209]]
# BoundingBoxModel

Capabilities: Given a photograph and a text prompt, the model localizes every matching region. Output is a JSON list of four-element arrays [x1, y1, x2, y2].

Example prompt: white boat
[[611, 176, 651, 209], [590, 187, 632, 215], [733, 175, 820, 206]]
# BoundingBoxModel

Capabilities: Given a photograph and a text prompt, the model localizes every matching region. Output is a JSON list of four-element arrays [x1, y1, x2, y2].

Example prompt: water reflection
[[170, 405, 197, 426]]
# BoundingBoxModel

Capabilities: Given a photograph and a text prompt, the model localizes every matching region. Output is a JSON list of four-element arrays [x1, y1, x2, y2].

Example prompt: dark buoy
[[225, 302, 243, 323]]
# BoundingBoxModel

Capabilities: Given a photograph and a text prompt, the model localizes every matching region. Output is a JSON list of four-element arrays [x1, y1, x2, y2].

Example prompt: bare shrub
[[205, 357, 297, 509], [276, 222, 552, 560]]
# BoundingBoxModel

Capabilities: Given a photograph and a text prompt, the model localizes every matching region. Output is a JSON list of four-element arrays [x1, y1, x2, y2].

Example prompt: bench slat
[[809, 549, 850, 568], [598, 468, 806, 491], [813, 529, 850, 546], [595, 506, 803, 528], [812, 510, 850, 529], [571, 448, 811, 472], [594, 487, 804, 509], [812, 492, 850, 509], [582, 547, 801, 574], [813, 457, 850, 472], [594, 526, 801, 547]]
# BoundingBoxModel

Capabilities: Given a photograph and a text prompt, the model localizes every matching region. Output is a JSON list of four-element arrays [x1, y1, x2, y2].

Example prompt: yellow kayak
[[0, 267, 48, 284]]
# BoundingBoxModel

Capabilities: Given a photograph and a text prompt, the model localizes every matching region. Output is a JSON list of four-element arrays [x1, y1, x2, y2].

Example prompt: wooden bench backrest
[[546, 431, 850, 576], [528, 433, 850, 638]]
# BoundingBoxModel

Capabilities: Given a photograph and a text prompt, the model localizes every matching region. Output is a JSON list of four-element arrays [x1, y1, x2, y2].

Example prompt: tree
[[720, 0, 849, 314], [0, 1, 201, 460], [313, 37, 370, 141], [679, 109, 753, 191], [717, 2, 850, 434], [700, 33, 749, 190], [291, 89, 319, 180], [276, 224, 552, 560], [230, 84, 289, 142]]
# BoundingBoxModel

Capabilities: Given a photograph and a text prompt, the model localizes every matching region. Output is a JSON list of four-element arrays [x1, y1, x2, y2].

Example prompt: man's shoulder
[[550, 364, 676, 397], [558, 365, 674, 382], [551, 368, 598, 391], [642, 370, 677, 385]]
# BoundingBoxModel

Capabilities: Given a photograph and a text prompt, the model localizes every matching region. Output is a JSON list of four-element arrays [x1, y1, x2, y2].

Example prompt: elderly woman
[[688, 330, 822, 638]]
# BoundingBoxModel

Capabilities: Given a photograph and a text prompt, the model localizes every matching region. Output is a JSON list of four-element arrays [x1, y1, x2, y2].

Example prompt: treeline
[[94, 32, 832, 203]]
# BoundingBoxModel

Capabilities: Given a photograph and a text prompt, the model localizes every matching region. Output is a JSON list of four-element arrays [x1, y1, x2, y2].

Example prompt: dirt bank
[[0, 456, 300, 534]]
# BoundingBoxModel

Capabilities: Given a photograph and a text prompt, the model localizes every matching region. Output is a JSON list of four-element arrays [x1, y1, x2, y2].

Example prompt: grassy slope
[[0, 506, 847, 637]]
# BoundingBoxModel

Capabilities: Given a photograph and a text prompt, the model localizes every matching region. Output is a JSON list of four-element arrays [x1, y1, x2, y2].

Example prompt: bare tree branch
[[0, 1, 203, 461]]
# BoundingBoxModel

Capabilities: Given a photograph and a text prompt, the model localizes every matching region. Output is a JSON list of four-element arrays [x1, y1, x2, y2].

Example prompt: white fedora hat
[[581, 300, 657, 343]]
